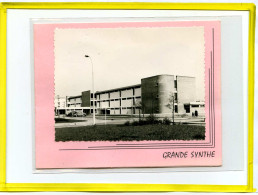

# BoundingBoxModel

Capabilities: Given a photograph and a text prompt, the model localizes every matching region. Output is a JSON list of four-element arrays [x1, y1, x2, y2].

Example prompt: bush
[[158, 120, 163, 124], [146, 114, 159, 124], [124, 121, 130, 126], [129, 120, 148, 126], [138, 119, 146, 126], [131, 120, 139, 126], [163, 117, 171, 125]]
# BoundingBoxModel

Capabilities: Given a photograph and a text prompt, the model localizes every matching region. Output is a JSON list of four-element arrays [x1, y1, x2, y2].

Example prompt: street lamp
[[85, 55, 96, 125]]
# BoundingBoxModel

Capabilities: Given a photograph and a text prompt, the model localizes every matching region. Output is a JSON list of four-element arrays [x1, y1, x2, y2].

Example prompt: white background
[[1, 0, 258, 194]]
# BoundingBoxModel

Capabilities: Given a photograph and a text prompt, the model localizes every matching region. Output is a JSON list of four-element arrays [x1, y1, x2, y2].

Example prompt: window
[[174, 80, 177, 88], [175, 105, 178, 113], [184, 104, 190, 113], [191, 105, 199, 107]]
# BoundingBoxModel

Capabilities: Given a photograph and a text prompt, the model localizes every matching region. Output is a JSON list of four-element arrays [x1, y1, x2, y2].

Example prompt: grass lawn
[[55, 118, 86, 123], [55, 124, 205, 142]]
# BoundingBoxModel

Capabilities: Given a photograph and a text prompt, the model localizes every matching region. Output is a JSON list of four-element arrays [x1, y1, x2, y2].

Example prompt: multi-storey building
[[54, 95, 67, 115], [55, 74, 204, 116]]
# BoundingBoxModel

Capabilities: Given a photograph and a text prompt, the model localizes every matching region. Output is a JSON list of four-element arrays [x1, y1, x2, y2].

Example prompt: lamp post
[[85, 55, 95, 125], [172, 95, 175, 125], [104, 108, 106, 125]]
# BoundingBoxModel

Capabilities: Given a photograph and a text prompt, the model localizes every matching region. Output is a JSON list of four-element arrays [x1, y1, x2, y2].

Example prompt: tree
[[166, 93, 175, 125], [135, 100, 145, 121], [135, 100, 142, 121]]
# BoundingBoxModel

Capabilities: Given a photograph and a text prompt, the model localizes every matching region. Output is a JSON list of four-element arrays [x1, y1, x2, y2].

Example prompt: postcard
[[34, 20, 221, 168]]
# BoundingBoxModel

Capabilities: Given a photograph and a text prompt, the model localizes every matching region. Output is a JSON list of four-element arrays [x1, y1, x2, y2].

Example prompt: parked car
[[66, 111, 86, 117]]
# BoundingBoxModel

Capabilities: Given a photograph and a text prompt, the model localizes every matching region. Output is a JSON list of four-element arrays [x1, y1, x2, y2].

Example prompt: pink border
[[34, 21, 221, 168]]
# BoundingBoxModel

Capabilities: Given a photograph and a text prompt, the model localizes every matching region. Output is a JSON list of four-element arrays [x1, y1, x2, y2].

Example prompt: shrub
[[158, 120, 163, 124], [146, 114, 159, 124], [124, 121, 130, 126], [163, 117, 171, 125], [138, 119, 146, 126], [132, 120, 139, 126]]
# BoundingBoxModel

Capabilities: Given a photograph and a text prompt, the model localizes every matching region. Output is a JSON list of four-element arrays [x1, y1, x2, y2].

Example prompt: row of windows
[[90, 102, 97, 106], [106, 107, 140, 110], [96, 96, 141, 102], [96, 94, 142, 100], [96, 88, 141, 100], [191, 105, 205, 108]]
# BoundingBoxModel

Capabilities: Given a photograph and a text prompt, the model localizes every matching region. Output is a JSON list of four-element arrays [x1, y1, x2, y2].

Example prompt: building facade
[[55, 74, 204, 116], [54, 95, 67, 115]]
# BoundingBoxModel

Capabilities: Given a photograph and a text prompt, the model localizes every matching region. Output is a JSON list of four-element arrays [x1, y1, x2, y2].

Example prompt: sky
[[54, 25, 205, 100]]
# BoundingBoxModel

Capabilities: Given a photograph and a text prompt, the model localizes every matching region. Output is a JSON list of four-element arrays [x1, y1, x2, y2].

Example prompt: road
[[55, 116, 205, 128]]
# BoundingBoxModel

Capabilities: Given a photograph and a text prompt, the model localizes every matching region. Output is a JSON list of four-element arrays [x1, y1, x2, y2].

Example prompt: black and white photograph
[[54, 25, 206, 142]]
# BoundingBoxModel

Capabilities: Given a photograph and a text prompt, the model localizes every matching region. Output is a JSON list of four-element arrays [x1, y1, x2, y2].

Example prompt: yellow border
[[0, 2, 255, 192]]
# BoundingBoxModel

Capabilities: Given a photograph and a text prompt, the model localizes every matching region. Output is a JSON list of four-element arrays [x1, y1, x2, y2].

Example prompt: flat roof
[[68, 84, 141, 99], [67, 74, 195, 98], [56, 107, 91, 109], [141, 74, 195, 80], [176, 75, 195, 78], [190, 101, 205, 105], [95, 84, 141, 94], [68, 95, 81, 99], [141, 74, 174, 80]]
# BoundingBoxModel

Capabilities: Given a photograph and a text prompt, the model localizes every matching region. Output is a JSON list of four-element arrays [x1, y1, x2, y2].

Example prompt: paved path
[[55, 116, 205, 128]]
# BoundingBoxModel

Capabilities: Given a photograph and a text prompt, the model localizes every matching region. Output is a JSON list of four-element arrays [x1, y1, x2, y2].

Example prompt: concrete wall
[[121, 89, 133, 98], [176, 76, 196, 114], [141, 75, 174, 114], [100, 101, 109, 108], [135, 87, 141, 96], [100, 93, 109, 100], [110, 91, 120, 99], [158, 75, 175, 114], [135, 108, 140, 115], [134, 97, 141, 107], [81, 90, 91, 107], [121, 99, 133, 107], [110, 100, 120, 108], [121, 108, 133, 115], [110, 108, 120, 115], [141, 76, 159, 114], [69, 97, 81, 104]]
